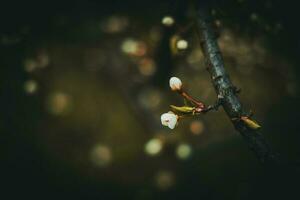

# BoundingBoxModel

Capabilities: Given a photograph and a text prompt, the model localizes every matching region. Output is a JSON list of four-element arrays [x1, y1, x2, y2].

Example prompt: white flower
[[169, 77, 182, 91], [176, 39, 188, 50], [162, 16, 175, 27], [161, 112, 178, 129]]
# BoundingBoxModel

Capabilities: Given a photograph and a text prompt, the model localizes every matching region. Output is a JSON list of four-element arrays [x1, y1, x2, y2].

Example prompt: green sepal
[[241, 118, 261, 130], [170, 105, 195, 113]]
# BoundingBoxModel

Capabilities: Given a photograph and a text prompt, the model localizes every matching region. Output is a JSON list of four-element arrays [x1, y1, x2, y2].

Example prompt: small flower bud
[[176, 39, 188, 50], [169, 77, 182, 91], [162, 16, 175, 27], [161, 112, 178, 129]]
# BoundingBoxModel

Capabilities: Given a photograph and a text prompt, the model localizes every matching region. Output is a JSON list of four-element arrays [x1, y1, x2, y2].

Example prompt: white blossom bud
[[162, 16, 175, 27], [161, 112, 178, 129], [169, 77, 182, 91], [176, 39, 188, 50]]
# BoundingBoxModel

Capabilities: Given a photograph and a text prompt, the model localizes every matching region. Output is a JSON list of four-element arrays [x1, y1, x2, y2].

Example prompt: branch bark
[[196, 9, 279, 164]]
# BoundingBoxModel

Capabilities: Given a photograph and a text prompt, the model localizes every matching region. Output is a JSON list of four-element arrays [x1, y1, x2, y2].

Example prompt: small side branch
[[195, 9, 278, 164]]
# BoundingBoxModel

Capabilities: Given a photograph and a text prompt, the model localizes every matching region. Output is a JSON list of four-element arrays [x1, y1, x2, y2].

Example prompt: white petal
[[169, 77, 182, 91], [161, 113, 171, 126], [167, 114, 178, 129], [161, 112, 178, 129]]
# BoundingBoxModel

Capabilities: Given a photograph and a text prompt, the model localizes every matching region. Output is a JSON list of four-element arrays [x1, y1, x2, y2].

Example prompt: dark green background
[[1, 0, 300, 199]]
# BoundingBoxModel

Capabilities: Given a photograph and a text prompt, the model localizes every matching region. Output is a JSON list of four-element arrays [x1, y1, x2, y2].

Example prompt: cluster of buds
[[161, 77, 218, 129]]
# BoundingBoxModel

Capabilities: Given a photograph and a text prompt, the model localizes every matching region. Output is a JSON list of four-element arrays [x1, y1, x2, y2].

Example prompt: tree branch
[[195, 9, 279, 164]]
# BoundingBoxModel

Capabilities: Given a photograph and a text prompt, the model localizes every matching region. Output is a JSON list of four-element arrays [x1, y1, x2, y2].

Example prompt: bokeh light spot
[[90, 144, 112, 168], [155, 170, 175, 190], [46, 92, 72, 115], [176, 39, 188, 50], [100, 16, 128, 33], [24, 80, 38, 94], [138, 57, 156, 76], [189, 120, 204, 135], [138, 89, 161, 109], [176, 143, 192, 160], [161, 16, 174, 27], [24, 59, 38, 72], [36, 51, 50, 68], [121, 38, 147, 56], [250, 13, 258, 21], [144, 138, 163, 156]]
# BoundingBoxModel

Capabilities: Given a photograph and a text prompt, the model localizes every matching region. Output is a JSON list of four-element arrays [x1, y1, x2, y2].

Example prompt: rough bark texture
[[196, 10, 278, 164]]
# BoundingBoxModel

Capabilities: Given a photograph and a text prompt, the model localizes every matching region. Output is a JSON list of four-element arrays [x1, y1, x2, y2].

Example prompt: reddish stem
[[179, 90, 205, 109]]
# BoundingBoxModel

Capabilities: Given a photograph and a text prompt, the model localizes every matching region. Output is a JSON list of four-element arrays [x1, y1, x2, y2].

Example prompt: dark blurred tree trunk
[[152, 0, 189, 87]]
